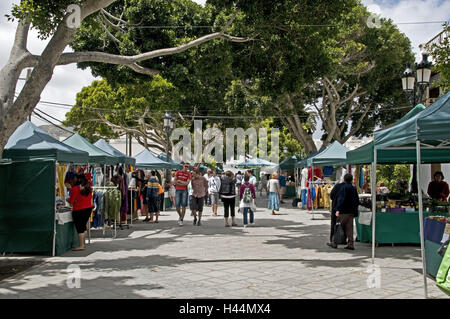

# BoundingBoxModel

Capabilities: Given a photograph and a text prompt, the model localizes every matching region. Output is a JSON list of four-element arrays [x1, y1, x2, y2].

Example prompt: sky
[[0, 0, 448, 134]]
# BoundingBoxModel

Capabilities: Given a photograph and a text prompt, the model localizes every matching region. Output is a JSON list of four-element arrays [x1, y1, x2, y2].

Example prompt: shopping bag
[[436, 243, 450, 296], [358, 210, 372, 226], [333, 222, 347, 245]]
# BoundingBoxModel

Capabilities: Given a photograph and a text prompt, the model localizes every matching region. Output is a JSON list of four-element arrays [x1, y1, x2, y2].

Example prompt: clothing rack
[[92, 186, 121, 239], [308, 180, 337, 220]]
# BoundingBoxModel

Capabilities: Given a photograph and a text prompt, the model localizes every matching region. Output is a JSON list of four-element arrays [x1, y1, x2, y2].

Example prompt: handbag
[[358, 209, 373, 226], [333, 220, 347, 245]]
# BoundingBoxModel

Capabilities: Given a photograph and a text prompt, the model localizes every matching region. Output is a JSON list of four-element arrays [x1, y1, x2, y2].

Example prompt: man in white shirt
[[246, 170, 257, 185], [203, 169, 212, 206], [208, 171, 221, 216]]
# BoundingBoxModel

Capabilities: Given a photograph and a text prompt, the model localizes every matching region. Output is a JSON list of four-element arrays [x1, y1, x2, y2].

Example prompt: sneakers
[[250, 222, 255, 226], [197, 220, 202, 226], [244, 224, 247, 228], [178, 220, 183, 226]]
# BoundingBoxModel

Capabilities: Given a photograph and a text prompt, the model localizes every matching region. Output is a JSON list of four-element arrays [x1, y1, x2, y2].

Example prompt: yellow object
[[56, 164, 66, 198]]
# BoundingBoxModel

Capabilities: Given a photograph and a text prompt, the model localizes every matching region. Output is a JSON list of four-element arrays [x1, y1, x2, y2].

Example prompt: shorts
[[210, 192, 219, 205], [169, 186, 176, 197], [175, 189, 188, 207], [72, 207, 93, 234], [280, 186, 287, 195], [148, 197, 159, 213], [191, 196, 204, 212]]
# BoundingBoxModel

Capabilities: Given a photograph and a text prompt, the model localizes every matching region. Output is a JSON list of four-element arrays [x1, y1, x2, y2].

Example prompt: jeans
[[243, 207, 254, 225], [175, 189, 188, 207]]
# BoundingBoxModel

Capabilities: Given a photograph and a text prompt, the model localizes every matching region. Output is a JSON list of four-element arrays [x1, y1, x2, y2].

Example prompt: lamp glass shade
[[417, 67, 431, 84], [402, 75, 415, 91]]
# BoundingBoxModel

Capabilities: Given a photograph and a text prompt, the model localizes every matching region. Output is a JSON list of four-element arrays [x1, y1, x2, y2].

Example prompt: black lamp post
[[163, 111, 174, 188], [401, 53, 433, 106]]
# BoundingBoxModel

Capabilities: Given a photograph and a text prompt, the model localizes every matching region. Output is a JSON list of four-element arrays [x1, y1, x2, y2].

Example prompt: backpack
[[243, 186, 253, 204]]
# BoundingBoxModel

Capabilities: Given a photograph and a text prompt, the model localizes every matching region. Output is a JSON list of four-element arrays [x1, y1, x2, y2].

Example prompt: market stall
[[0, 122, 90, 256], [62, 134, 130, 232], [296, 141, 349, 219], [372, 92, 450, 297], [279, 155, 301, 198], [93, 138, 136, 166]]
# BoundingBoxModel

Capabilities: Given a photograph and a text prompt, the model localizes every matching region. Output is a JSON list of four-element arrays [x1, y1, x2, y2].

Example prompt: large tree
[[63, 75, 180, 151], [223, 3, 414, 154], [0, 0, 250, 158]]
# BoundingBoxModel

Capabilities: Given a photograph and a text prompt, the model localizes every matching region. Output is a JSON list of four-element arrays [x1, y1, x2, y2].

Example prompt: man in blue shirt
[[278, 172, 287, 204]]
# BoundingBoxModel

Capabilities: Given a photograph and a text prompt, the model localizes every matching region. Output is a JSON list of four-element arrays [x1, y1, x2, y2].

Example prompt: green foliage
[[7, 0, 82, 39], [63, 75, 180, 143], [376, 164, 410, 192], [428, 24, 450, 93]]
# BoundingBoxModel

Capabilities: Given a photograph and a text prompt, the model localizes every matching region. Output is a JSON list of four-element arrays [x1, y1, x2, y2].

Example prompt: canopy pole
[[371, 149, 377, 264], [311, 164, 315, 220], [416, 139, 428, 298]]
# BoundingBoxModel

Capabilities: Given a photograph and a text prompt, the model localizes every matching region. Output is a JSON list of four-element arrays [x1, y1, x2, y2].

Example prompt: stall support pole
[[311, 164, 315, 220], [53, 167, 57, 257], [371, 149, 377, 264], [103, 164, 106, 237], [416, 140, 428, 298]]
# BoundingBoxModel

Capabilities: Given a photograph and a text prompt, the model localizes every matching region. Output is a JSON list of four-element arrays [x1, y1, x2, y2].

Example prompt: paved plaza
[[0, 195, 447, 299]]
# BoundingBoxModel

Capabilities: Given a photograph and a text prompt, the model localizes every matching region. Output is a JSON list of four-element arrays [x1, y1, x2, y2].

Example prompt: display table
[[55, 222, 79, 256], [284, 186, 296, 198], [355, 211, 450, 244]]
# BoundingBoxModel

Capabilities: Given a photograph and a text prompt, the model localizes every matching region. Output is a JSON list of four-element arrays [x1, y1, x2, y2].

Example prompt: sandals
[[72, 247, 85, 251]]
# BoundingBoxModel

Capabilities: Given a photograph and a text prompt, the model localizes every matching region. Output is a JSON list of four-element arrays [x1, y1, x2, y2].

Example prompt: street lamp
[[401, 53, 433, 106], [283, 146, 288, 159], [163, 111, 174, 190]]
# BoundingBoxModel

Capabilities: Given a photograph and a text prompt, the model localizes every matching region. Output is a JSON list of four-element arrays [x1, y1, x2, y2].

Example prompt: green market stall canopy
[[157, 153, 183, 170], [235, 158, 277, 169], [279, 155, 301, 171], [135, 149, 173, 169], [62, 134, 120, 165], [3, 121, 89, 163], [375, 91, 450, 151], [93, 139, 135, 166]]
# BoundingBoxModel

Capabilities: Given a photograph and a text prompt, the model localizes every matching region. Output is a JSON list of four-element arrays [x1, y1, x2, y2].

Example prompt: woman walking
[[267, 172, 281, 215], [220, 171, 237, 227], [68, 173, 93, 251], [240, 175, 256, 228]]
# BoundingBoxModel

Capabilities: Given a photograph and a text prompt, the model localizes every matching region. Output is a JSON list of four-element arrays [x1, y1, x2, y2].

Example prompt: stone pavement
[[0, 195, 447, 299]]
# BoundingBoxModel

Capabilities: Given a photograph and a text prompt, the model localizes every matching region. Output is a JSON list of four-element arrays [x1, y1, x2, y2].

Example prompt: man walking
[[328, 180, 345, 248], [333, 173, 359, 250], [247, 170, 257, 187], [146, 171, 160, 224], [203, 169, 212, 206], [191, 168, 209, 226], [208, 170, 221, 216], [174, 163, 192, 226]]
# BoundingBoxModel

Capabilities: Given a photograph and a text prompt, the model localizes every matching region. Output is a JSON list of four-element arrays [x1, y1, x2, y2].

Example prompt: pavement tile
[[1, 201, 449, 299]]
